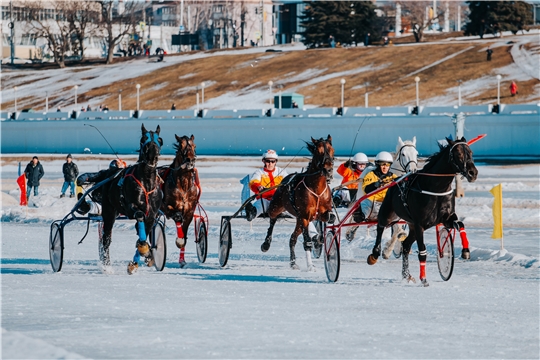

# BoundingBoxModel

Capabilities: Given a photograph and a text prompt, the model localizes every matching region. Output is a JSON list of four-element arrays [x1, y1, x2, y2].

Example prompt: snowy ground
[[1, 157, 539, 359]]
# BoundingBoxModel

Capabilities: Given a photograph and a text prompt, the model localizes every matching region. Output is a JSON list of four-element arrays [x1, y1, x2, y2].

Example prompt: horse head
[[173, 134, 197, 170], [396, 136, 418, 173], [447, 137, 478, 182], [139, 123, 163, 167], [307, 135, 334, 180]]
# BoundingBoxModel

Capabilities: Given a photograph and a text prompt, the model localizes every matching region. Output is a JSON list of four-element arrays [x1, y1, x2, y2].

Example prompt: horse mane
[[305, 137, 325, 155], [422, 142, 450, 171], [173, 135, 190, 152]]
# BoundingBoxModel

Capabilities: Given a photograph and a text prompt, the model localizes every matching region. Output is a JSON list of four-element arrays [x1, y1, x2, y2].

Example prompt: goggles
[[377, 162, 391, 167], [264, 159, 277, 164]]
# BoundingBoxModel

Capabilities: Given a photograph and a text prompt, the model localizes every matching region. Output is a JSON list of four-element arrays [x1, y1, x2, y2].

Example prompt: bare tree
[[24, 0, 74, 68], [97, 0, 142, 64], [400, 1, 442, 42], [67, 1, 100, 61]]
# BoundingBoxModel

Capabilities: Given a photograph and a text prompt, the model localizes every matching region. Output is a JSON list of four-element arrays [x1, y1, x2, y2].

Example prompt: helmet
[[375, 151, 393, 164], [262, 149, 278, 160], [351, 152, 368, 164], [109, 159, 127, 169]]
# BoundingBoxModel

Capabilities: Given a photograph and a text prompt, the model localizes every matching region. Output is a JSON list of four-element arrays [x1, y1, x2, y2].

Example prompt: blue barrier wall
[[2, 105, 539, 157]]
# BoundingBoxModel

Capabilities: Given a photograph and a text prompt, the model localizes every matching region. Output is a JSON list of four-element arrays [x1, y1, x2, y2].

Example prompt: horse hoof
[[402, 275, 416, 284], [307, 265, 316, 272], [461, 248, 470, 260], [179, 260, 187, 268], [127, 261, 138, 275], [175, 237, 186, 249], [290, 262, 300, 270], [382, 252, 390, 260], [261, 242, 270, 253], [421, 278, 429, 287], [367, 255, 378, 265]]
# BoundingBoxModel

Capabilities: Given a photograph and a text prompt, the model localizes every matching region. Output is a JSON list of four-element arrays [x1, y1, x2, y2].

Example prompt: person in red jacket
[[333, 152, 369, 207], [510, 81, 518, 96]]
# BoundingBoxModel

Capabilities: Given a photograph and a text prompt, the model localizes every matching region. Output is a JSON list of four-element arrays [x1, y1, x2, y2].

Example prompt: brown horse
[[159, 134, 199, 268], [261, 135, 335, 270]]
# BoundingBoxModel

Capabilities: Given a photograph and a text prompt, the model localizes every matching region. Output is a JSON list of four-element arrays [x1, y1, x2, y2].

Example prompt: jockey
[[333, 152, 370, 207], [245, 150, 288, 221], [346, 151, 405, 242]]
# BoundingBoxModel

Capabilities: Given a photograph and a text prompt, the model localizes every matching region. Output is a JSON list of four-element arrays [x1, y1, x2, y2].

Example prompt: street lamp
[[457, 80, 462, 106], [14, 86, 18, 113], [268, 80, 273, 106], [340, 78, 346, 109], [118, 89, 122, 111], [136, 84, 141, 111], [496, 74, 502, 105], [74, 85, 78, 108], [414, 76, 420, 107], [201, 82, 205, 107], [45, 91, 48, 112], [364, 81, 369, 108]]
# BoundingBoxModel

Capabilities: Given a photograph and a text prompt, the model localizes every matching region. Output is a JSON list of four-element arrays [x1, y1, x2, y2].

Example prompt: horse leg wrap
[[179, 248, 186, 268], [137, 221, 147, 241], [419, 261, 426, 280], [418, 250, 427, 263], [175, 222, 186, 249]]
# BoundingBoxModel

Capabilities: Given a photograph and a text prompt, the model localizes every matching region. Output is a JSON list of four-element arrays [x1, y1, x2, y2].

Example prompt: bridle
[[315, 140, 334, 181], [171, 137, 196, 171], [448, 142, 472, 178], [395, 143, 418, 173], [139, 131, 161, 167]]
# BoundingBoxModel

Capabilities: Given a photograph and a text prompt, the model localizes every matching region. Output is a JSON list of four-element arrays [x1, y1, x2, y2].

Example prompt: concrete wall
[[2, 105, 539, 158]]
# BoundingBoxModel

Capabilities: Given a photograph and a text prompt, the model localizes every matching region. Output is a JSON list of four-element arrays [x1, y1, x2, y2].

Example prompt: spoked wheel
[[151, 222, 167, 272], [196, 220, 208, 263], [311, 220, 324, 259], [218, 217, 231, 267], [437, 227, 455, 281], [324, 230, 340, 282], [49, 222, 64, 272]]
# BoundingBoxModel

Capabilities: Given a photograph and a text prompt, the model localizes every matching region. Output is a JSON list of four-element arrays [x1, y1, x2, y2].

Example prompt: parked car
[[1, 57, 32, 65]]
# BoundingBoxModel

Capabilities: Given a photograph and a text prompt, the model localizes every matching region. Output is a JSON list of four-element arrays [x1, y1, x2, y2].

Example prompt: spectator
[[328, 35, 336, 48], [81, 106, 86, 112], [364, 33, 370, 46], [292, 101, 299, 109], [486, 46, 493, 61], [86, 104, 92, 111], [60, 154, 79, 198], [57, 107, 61, 112], [24, 156, 44, 200], [384, 36, 389, 46], [510, 81, 518, 96], [171, 103, 176, 110], [98, 105, 103, 111], [102, 105, 109, 111]]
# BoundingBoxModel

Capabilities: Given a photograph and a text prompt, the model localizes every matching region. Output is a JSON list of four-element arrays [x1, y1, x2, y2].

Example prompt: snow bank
[[2, 328, 86, 359]]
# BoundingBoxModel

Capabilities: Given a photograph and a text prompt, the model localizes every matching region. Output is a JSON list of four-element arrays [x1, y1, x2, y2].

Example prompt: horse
[[159, 134, 199, 268], [261, 135, 335, 271], [381, 136, 419, 259], [100, 124, 163, 274], [368, 137, 477, 286]]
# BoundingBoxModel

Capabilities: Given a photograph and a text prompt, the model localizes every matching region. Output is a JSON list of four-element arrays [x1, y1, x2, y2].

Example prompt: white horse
[[345, 137, 418, 255], [382, 136, 418, 259]]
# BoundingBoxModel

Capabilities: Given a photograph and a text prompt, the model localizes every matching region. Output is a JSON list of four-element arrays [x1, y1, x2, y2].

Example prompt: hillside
[[1, 31, 538, 112]]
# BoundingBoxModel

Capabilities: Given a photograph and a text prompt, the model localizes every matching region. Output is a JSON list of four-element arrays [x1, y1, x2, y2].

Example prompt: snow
[[1, 157, 539, 358]]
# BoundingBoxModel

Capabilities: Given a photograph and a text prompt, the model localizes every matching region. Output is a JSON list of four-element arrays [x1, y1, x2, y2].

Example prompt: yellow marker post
[[490, 184, 504, 250]]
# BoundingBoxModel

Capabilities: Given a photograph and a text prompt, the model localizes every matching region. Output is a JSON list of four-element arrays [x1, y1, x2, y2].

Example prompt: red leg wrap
[[419, 261, 426, 280], [179, 247, 185, 262], [458, 227, 469, 249], [176, 222, 185, 239]]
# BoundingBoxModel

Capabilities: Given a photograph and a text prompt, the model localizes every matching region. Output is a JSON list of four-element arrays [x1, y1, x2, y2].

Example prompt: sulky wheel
[[218, 217, 232, 267], [196, 220, 208, 263], [151, 221, 167, 272], [437, 227, 455, 281], [324, 230, 340, 282], [49, 222, 64, 272]]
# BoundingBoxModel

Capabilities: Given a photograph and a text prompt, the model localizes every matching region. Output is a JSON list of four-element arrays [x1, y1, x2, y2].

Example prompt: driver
[[245, 150, 288, 221], [333, 152, 370, 207]]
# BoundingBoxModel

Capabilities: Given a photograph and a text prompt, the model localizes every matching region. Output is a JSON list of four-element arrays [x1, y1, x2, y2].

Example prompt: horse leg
[[289, 219, 304, 270], [451, 216, 470, 260], [179, 219, 191, 268], [401, 225, 417, 283], [128, 211, 153, 274], [261, 218, 277, 253], [367, 225, 385, 265], [303, 220, 315, 272], [383, 224, 407, 259], [173, 212, 186, 248], [415, 226, 429, 287], [100, 204, 116, 271]]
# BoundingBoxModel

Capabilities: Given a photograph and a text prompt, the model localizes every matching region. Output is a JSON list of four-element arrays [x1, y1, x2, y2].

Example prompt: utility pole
[[260, 0, 264, 46], [10, 0, 15, 65], [240, 10, 245, 47]]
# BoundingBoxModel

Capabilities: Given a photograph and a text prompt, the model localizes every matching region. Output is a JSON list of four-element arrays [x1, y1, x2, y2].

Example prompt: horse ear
[[175, 134, 181, 142], [398, 136, 404, 146], [327, 134, 332, 145], [311, 137, 317, 144], [412, 136, 416, 146], [141, 123, 147, 134], [445, 137, 454, 145], [190, 134, 195, 141], [460, 136, 467, 143], [156, 125, 161, 135]]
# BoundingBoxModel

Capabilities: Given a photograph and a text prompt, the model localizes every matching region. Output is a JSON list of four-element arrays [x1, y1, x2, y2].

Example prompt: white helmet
[[375, 151, 393, 164], [351, 152, 368, 164], [262, 149, 278, 160]]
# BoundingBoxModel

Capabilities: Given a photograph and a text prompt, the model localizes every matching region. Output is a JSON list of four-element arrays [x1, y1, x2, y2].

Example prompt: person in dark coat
[[61, 154, 79, 198], [486, 46, 493, 61], [24, 156, 44, 199]]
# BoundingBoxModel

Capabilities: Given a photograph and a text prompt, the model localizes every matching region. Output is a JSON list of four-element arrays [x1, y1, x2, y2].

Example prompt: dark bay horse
[[262, 135, 334, 270], [368, 137, 478, 286], [100, 124, 163, 274], [159, 134, 198, 268]]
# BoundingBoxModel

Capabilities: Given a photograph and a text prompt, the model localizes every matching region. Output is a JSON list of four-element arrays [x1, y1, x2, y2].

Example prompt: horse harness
[[120, 166, 161, 217], [394, 143, 418, 173]]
